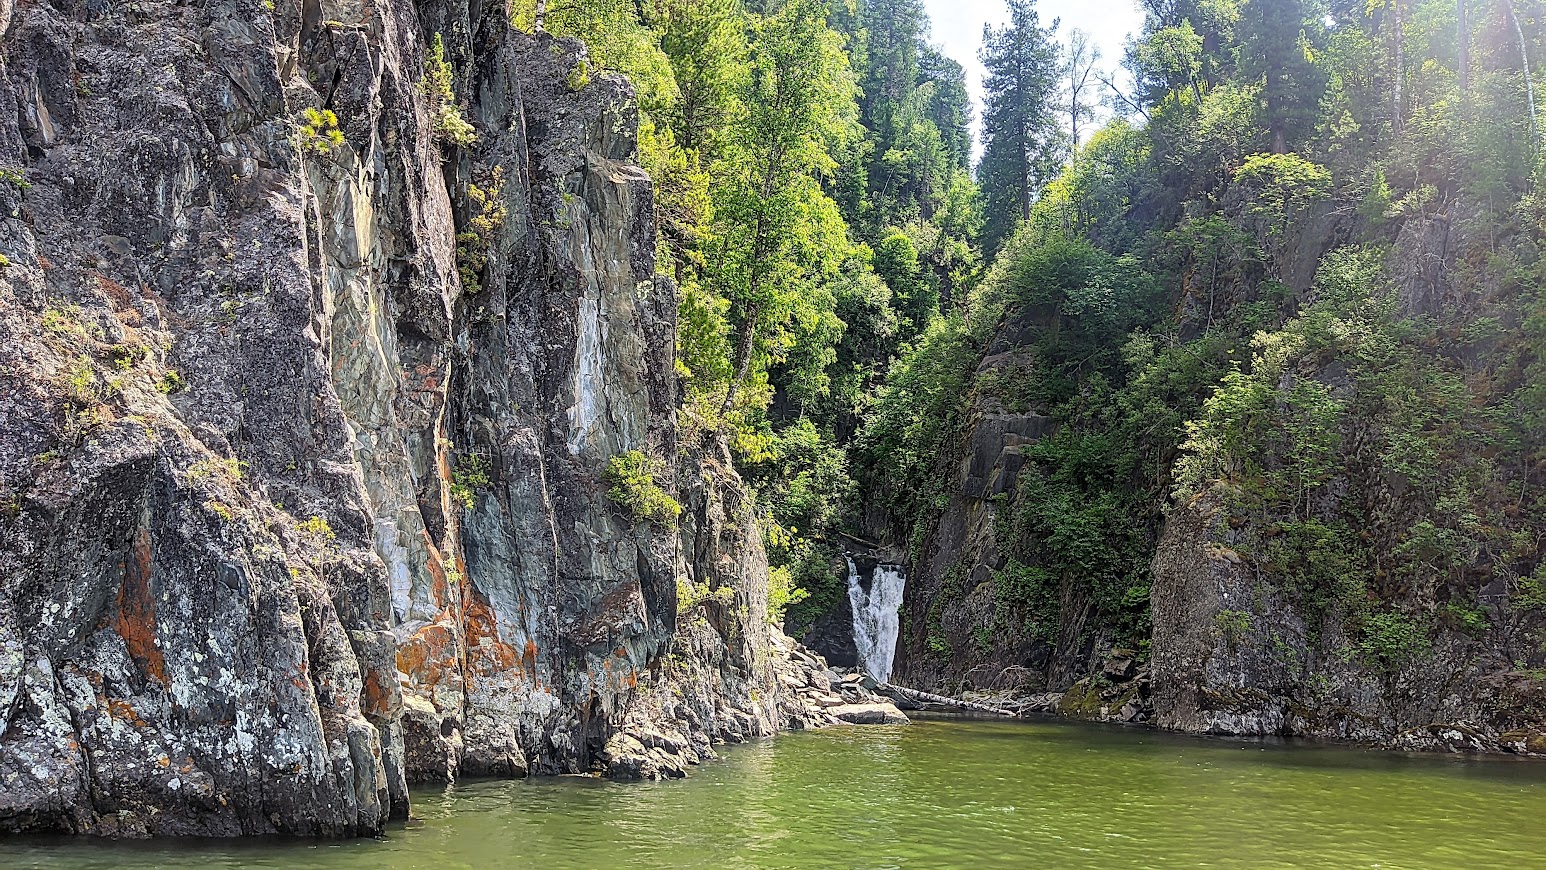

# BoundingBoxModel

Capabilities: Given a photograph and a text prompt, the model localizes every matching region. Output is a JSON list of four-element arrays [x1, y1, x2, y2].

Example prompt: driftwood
[[877, 682, 1015, 716]]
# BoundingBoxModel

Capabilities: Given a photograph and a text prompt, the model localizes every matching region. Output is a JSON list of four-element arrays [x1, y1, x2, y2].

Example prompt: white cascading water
[[846, 557, 906, 682]]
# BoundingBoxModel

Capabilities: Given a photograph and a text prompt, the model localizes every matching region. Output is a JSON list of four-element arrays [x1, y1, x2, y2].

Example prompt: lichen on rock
[[0, 0, 826, 838]]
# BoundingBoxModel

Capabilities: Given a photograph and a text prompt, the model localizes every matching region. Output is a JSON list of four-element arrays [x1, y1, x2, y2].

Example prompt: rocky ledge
[[602, 631, 908, 780]]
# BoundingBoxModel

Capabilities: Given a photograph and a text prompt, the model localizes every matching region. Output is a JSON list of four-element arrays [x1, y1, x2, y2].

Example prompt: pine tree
[[977, 0, 1062, 253], [1240, 0, 1325, 152], [918, 46, 973, 174]]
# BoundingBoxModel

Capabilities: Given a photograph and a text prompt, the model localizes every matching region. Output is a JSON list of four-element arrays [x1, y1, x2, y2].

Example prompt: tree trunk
[[1457, 0, 1470, 108], [1504, 1, 1540, 155], [1392, 0, 1405, 133], [534, 0, 547, 31], [721, 299, 760, 416]]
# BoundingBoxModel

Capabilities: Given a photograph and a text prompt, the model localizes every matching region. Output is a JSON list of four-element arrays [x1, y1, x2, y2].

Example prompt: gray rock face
[[883, 305, 1096, 695], [0, 0, 800, 837], [1150, 491, 1546, 754], [826, 703, 910, 726]]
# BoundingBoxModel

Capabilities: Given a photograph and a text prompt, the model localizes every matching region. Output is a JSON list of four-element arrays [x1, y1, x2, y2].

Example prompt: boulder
[[826, 703, 911, 726]]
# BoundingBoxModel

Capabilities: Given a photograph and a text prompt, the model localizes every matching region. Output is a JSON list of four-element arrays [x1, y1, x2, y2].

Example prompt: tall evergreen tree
[[918, 45, 973, 173], [1240, 0, 1325, 152], [977, 0, 1063, 253]]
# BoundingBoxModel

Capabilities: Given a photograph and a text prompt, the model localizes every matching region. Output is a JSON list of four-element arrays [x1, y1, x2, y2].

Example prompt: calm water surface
[[9, 716, 1546, 869]]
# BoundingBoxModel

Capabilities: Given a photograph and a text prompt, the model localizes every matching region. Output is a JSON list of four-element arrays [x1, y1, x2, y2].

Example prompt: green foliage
[[1214, 609, 1253, 646], [991, 561, 1059, 641], [767, 564, 809, 626], [777, 539, 843, 636], [977, 0, 1063, 254], [1238, 0, 1326, 152], [157, 370, 186, 394], [425, 33, 477, 147], [456, 168, 506, 293], [752, 417, 853, 536], [677, 576, 736, 615], [853, 312, 978, 544], [0, 166, 29, 190], [1442, 601, 1489, 637], [1352, 610, 1431, 674], [42, 303, 87, 340], [299, 516, 337, 560], [604, 450, 682, 525], [297, 108, 345, 155], [1232, 152, 1333, 241], [188, 456, 245, 484], [60, 356, 97, 404], [1515, 570, 1546, 613], [450, 453, 492, 511]]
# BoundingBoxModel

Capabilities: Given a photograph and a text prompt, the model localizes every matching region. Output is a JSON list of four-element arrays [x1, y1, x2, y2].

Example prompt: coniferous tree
[[978, 0, 1062, 253], [919, 46, 973, 174], [1240, 0, 1325, 152], [1236, 0, 1323, 152]]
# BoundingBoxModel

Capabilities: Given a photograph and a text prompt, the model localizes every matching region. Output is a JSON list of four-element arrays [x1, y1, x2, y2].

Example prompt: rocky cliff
[[860, 152, 1546, 755], [1148, 202, 1546, 757], [0, 0, 814, 837]]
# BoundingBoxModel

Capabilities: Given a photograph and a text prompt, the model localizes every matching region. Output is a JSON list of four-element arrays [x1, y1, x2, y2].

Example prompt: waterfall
[[846, 557, 906, 682]]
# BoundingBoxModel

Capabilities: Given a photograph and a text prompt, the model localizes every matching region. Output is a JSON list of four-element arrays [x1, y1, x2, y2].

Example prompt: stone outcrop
[[0, 0, 808, 837], [876, 304, 1101, 696], [1145, 196, 1546, 756], [1149, 490, 1546, 756]]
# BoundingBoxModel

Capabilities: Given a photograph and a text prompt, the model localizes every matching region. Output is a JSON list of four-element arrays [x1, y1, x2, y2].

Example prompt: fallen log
[[876, 682, 1015, 716]]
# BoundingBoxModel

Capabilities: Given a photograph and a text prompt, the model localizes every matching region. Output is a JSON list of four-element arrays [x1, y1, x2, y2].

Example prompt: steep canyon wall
[[0, 0, 794, 836]]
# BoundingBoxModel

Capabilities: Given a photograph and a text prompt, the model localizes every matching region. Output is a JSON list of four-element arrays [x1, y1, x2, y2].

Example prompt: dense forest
[[540, 0, 1546, 712]]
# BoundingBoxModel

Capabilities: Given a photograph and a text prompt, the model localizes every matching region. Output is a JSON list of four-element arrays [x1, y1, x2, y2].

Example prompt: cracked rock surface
[[0, 0, 821, 836]]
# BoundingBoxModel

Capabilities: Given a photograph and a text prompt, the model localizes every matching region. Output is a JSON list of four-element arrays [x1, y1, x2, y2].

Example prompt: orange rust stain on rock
[[106, 699, 145, 726], [114, 526, 167, 685], [362, 666, 397, 717], [523, 640, 538, 673], [398, 620, 460, 692], [463, 598, 519, 674]]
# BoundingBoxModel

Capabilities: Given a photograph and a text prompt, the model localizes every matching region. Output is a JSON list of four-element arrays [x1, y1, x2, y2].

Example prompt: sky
[[920, 0, 1147, 154]]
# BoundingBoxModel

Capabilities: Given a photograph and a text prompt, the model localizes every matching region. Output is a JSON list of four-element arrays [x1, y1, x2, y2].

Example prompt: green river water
[[8, 715, 1546, 869]]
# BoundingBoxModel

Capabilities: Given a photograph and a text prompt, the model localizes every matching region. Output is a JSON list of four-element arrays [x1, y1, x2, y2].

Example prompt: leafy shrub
[[1352, 610, 1430, 674], [60, 356, 97, 404], [677, 576, 735, 615], [767, 564, 809, 626], [425, 34, 477, 147], [604, 450, 681, 525], [450, 453, 492, 510], [299, 515, 336, 541], [0, 166, 29, 190], [455, 168, 506, 293], [187, 457, 245, 490]]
